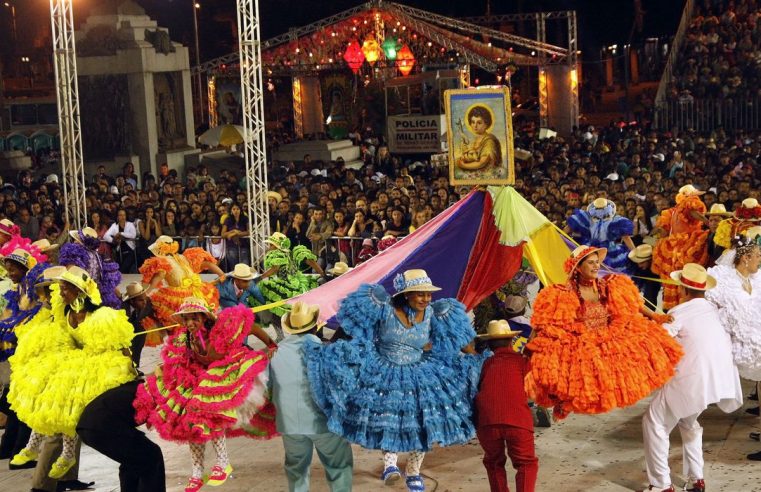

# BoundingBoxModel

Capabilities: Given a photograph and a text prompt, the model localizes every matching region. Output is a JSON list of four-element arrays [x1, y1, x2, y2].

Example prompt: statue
[[159, 93, 177, 140], [145, 29, 176, 55]]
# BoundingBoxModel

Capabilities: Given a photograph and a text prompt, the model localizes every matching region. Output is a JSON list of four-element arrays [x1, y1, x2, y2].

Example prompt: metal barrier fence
[[653, 97, 761, 132], [654, 0, 695, 106]]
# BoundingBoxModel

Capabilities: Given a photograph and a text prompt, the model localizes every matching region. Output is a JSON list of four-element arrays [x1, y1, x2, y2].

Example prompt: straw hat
[[122, 281, 147, 301], [670, 263, 716, 291], [476, 319, 522, 340], [744, 225, 761, 241], [564, 245, 607, 275], [265, 232, 290, 250], [56, 265, 102, 304], [327, 261, 352, 276], [148, 235, 178, 256], [503, 295, 528, 315], [4, 249, 36, 271], [32, 239, 60, 253], [281, 301, 324, 334], [678, 184, 705, 197], [0, 219, 18, 236], [592, 197, 609, 209], [229, 263, 256, 281], [735, 198, 761, 221], [628, 244, 653, 264], [172, 297, 216, 320], [266, 191, 282, 205], [706, 203, 731, 216], [35, 265, 66, 287], [392, 269, 442, 296], [69, 227, 98, 244]]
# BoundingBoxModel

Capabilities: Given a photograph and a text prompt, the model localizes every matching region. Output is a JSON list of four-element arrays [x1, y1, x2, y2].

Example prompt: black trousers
[[0, 383, 31, 459], [76, 381, 165, 492]]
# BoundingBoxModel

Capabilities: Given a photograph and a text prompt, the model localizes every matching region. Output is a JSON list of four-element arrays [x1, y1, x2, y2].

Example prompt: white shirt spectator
[[104, 221, 137, 251]]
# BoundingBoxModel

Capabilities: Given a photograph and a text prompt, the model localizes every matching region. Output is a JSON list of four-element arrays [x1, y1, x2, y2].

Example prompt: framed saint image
[[444, 88, 515, 186]]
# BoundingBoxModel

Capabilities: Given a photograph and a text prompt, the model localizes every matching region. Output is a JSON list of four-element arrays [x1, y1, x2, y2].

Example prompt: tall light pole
[[192, 1, 204, 124], [3, 2, 17, 45]]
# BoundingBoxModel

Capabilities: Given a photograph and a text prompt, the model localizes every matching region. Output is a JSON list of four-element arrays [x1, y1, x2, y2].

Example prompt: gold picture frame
[[444, 88, 515, 186]]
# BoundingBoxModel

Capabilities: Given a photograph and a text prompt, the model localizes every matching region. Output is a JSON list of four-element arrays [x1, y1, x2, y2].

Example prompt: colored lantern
[[381, 36, 399, 60], [343, 39, 365, 73], [396, 44, 415, 76], [361, 37, 382, 64]]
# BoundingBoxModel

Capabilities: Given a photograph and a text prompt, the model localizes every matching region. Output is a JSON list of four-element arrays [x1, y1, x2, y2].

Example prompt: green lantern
[[382, 36, 399, 61]]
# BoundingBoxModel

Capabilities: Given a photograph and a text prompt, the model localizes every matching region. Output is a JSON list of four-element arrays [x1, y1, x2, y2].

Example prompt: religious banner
[[445, 88, 515, 186], [387, 115, 445, 154]]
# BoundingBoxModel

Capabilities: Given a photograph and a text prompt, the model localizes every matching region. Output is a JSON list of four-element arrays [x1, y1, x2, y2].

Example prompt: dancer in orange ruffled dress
[[139, 236, 225, 341], [651, 185, 709, 310], [526, 245, 683, 419]]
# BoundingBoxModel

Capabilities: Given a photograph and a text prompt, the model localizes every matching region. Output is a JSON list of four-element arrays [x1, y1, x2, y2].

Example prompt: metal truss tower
[[236, 0, 270, 265], [50, 0, 87, 229]]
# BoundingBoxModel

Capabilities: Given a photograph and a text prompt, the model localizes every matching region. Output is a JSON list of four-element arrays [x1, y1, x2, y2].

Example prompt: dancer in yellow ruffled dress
[[9, 266, 135, 479]]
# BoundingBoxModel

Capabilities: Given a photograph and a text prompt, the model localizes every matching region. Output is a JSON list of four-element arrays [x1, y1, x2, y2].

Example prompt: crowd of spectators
[[1, 120, 760, 275], [668, 0, 761, 101]]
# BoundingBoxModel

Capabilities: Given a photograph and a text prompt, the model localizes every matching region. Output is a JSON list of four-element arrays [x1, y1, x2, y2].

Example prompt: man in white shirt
[[640, 263, 743, 492], [104, 209, 138, 273]]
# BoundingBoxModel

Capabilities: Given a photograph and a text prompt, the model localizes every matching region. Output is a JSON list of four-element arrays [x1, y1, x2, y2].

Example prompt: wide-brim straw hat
[[32, 239, 60, 253], [281, 301, 325, 334], [735, 198, 761, 221], [628, 244, 653, 264], [69, 227, 98, 244], [266, 191, 283, 204], [678, 184, 705, 197], [706, 203, 731, 216], [392, 269, 442, 296], [56, 265, 102, 304], [477, 319, 522, 340], [0, 219, 17, 236], [328, 261, 353, 276], [122, 281, 147, 301], [148, 235, 177, 256], [670, 263, 717, 291], [564, 245, 607, 275], [229, 263, 256, 281], [35, 265, 66, 287], [4, 248, 36, 271], [172, 297, 216, 320]]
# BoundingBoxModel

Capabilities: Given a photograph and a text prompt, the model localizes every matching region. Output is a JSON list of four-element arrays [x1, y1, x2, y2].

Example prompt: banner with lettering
[[387, 115, 445, 154]]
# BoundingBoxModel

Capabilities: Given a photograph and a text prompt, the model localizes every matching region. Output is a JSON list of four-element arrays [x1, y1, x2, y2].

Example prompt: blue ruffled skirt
[[304, 339, 482, 452]]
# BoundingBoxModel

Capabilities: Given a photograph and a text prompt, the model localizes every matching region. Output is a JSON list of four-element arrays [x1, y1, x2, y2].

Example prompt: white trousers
[[642, 390, 704, 488]]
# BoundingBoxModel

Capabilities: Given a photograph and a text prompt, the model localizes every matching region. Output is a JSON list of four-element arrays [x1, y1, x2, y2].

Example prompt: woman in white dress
[[706, 232, 761, 381]]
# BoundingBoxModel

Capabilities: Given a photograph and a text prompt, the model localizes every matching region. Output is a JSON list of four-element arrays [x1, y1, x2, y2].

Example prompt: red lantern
[[343, 39, 365, 74], [396, 44, 415, 76]]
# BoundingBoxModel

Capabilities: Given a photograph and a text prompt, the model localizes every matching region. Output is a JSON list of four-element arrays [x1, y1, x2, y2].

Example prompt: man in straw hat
[[713, 197, 761, 252], [269, 301, 354, 492], [217, 263, 264, 309], [640, 264, 742, 492], [123, 282, 160, 368], [704, 203, 732, 264], [628, 244, 660, 308], [475, 320, 538, 492]]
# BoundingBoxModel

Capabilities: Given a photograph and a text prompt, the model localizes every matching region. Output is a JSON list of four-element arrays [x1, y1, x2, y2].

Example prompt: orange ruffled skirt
[[526, 315, 683, 418], [149, 283, 220, 329], [652, 230, 709, 309]]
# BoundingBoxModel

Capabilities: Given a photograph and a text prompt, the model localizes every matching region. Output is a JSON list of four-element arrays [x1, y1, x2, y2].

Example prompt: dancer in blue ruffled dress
[[304, 269, 482, 492], [566, 197, 635, 272]]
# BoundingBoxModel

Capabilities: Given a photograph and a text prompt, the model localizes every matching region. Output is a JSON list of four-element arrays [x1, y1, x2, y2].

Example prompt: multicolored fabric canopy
[[290, 187, 569, 324]]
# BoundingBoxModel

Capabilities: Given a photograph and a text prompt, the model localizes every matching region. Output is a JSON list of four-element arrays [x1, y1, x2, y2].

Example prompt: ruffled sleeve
[[529, 285, 581, 335], [603, 274, 644, 318], [713, 219, 733, 249], [59, 243, 88, 270], [608, 216, 634, 240], [566, 209, 591, 241], [682, 195, 707, 213], [429, 298, 475, 353], [78, 307, 134, 352], [263, 249, 289, 270], [183, 247, 216, 273], [209, 305, 254, 355], [139, 257, 172, 284], [335, 283, 390, 340], [656, 208, 674, 232], [293, 245, 317, 266]]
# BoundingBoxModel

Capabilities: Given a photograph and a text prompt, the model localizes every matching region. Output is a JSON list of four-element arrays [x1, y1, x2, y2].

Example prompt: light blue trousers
[[282, 433, 353, 492]]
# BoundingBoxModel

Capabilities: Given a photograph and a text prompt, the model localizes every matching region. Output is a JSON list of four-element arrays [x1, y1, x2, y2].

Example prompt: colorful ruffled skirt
[[258, 273, 317, 316], [149, 283, 220, 327], [525, 317, 683, 418], [652, 230, 709, 309], [133, 348, 277, 443], [304, 339, 481, 452], [11, 348, 135, 436]]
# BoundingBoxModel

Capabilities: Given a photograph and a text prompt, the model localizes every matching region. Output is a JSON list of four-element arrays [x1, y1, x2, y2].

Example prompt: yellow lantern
[[361, 37, 382, 65]]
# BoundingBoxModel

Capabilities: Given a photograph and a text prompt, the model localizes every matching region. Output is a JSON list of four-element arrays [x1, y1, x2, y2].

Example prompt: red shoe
[[686, 479, 705, 492], [639, 486, 675, 492], [185, 477, 204, 492]]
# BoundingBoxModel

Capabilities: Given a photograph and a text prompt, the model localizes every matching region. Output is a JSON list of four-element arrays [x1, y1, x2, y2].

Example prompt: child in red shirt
[[475, 320, 538, 492]]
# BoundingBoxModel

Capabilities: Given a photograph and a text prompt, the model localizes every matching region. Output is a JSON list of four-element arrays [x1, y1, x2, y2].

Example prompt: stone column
[[128, 72, 158, 178]]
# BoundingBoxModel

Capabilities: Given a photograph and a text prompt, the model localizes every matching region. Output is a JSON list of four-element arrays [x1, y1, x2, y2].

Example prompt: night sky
[[1, 0, 685, 67]]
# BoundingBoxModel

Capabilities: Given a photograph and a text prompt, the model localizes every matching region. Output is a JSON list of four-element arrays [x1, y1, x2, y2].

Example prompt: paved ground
[[2, 337, 761, 492]]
